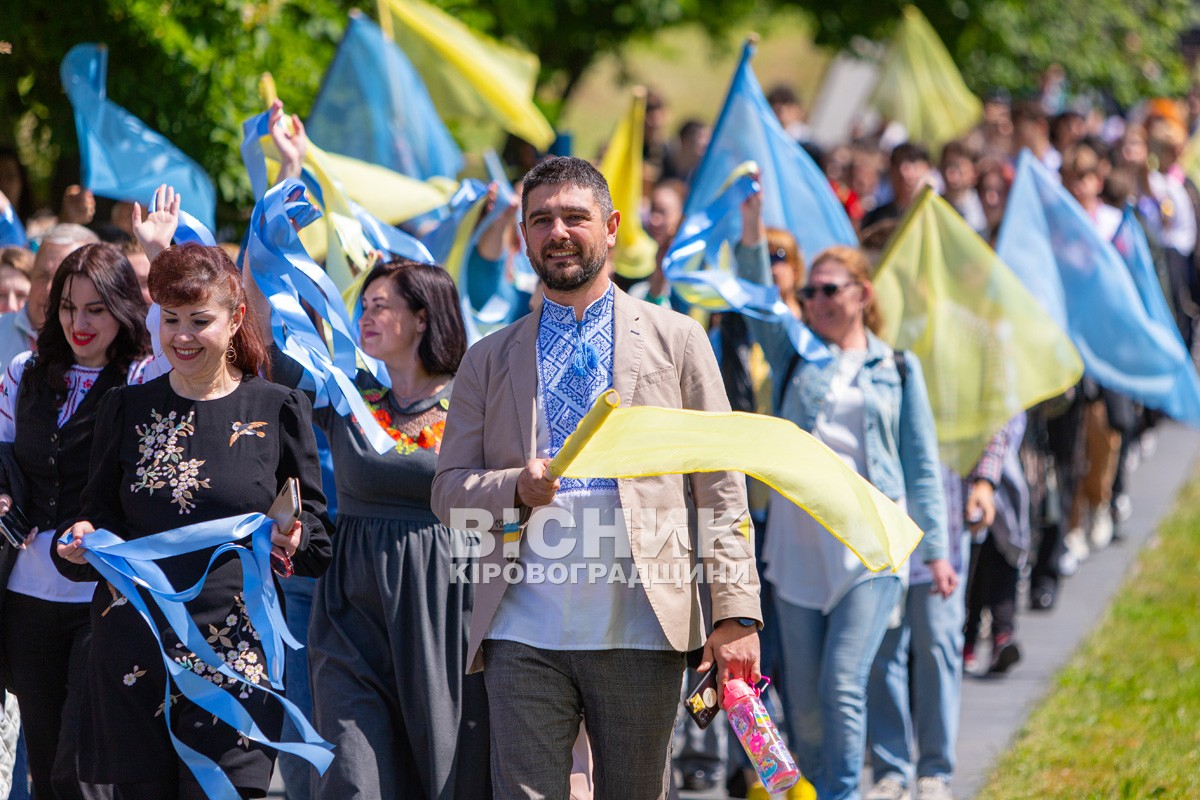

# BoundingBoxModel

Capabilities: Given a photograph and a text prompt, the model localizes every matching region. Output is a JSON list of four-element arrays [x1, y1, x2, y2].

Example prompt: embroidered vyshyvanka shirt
[[488, 285, 670, 651]]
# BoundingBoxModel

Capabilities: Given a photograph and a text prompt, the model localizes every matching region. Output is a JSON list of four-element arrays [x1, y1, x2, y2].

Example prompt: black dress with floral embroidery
[[52, 374, 332, 792]]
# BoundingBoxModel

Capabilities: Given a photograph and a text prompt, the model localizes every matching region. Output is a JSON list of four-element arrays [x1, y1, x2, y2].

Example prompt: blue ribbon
[[59, 515, 333, 800], [246, 179, 397, 455], [663, 173, 831, 364]]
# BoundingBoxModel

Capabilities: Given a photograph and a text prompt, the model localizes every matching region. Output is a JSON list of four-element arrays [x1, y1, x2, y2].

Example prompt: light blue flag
[[60, 44, 216, 232], [1111, 206, 1200, 424], [307, 12, 463, 181], [0, 206, 26, 248], [679, 40, 857, 263], [996, 149, 1187, 405]]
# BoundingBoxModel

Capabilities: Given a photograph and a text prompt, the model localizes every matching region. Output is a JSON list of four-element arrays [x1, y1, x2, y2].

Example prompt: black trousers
[[964, 538, 1018, 648], [1030, 395, 1085, 593], [2, 591, 110, 800]]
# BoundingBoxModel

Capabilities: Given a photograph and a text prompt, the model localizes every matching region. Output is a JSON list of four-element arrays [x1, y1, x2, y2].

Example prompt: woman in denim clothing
[[736, 193, 949, 800]]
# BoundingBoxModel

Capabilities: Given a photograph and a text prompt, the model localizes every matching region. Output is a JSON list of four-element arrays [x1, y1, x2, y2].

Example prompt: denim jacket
[[735, 242, 948, 562]]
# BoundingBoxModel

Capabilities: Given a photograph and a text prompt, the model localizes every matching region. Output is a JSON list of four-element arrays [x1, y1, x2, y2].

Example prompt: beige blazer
[[432, 287, 761, 673]]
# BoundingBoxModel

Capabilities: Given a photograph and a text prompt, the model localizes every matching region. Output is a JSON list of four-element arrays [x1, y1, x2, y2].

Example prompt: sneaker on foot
[[1089, 508, 1114, 549], [916, 776, 954, 800], [865, 776, 910, 800], [963, 644, 978, 673], [989, 635, 1021, 674], [1113, 493, 1132, 522], [1064, 527, 1090, 562]]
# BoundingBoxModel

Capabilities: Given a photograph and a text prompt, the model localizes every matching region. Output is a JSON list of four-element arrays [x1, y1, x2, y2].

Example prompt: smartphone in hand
[[267, 478, 300, 578], [683, 666, 720, 730], [0, 504, 33, 549]]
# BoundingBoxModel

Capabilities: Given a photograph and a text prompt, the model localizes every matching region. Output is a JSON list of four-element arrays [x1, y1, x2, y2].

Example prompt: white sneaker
[[1064, 527, 1090, 562], [916, 776, 954, 800], [1113, 493, 1132, 523], [1089, 509, 1114, 549], [865, 776, 910, 800]]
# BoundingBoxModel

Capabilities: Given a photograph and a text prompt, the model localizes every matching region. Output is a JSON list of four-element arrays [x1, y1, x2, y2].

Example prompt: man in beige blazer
[[432, 156, 761, 800]]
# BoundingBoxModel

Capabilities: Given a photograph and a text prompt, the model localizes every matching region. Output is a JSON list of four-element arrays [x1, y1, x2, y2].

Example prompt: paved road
[[267, 422, 1200, 799]]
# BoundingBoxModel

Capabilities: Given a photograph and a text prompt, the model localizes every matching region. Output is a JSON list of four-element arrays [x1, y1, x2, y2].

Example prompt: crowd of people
[[0, 60, 1193, 800]]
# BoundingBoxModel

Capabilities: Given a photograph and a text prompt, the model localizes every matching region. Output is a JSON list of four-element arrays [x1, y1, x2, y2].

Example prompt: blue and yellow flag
[[61, 44, 216, 232], [377, 0, 554, 150], [997, 150, 1191, 412], [678, 40, 857, 271], [868, 6, 981, 155], [307, 12, 463, 181], [873, 188, 1082, 472]]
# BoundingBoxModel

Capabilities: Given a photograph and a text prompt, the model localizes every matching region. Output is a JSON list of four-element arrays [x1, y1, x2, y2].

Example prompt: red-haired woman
[[55, 244, 332, 800]]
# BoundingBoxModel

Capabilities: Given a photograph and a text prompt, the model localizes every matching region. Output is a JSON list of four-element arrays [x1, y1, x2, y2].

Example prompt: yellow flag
[[377, 0, 554, 150], [599, 89, 658, 280], [550, 391, 923, 572], [869, 6, 981, 154], [872, 188, 1083, 473]]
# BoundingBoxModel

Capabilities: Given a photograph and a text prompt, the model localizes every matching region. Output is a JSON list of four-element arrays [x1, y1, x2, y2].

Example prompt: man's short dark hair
[[1012, 101, 1047, 127], [766, 84, 799, 107], [521, 156, 614, 223], [889, 142, 930, 170]]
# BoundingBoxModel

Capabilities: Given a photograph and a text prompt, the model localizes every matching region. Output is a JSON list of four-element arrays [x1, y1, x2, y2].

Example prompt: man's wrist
[[716, 616, 761, 631]]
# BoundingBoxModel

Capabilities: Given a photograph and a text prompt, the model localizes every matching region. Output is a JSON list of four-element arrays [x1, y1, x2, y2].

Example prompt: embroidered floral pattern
[[130, 409, 211, 514], [156, 594, 266, 729], [359, 390, 449, 455], [122, 665, 147, 686]]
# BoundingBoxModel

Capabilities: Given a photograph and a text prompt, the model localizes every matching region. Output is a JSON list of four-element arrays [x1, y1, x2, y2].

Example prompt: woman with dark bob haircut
[[56, 243, 332, 799], [0, 242, 150, 800], [254, 257, 489, 799]]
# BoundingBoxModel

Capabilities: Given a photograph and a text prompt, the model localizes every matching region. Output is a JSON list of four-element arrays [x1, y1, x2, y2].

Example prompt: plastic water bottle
[[724, 677, 800, 793]]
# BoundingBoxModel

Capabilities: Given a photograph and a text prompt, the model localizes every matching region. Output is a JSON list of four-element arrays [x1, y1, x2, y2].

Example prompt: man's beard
[[530, 246, 607, 293]]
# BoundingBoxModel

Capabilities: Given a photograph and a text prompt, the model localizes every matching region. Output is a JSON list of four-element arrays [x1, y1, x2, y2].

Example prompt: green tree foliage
[[793, 0, 1197, 109], [1, 0, 352, 223]]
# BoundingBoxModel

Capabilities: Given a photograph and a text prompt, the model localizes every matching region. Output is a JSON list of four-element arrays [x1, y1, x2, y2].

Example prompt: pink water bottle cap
[[722, 678, 757, 709]]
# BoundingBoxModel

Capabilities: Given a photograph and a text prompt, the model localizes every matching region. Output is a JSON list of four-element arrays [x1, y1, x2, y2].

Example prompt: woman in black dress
[[56, 243, 331, 799], [0, 243, 151, 800]]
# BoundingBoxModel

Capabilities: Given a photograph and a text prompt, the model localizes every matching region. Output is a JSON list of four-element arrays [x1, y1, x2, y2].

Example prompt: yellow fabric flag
[[869, 6, 981, 154], [551, 391, 923, 572], [872, 188, 1083, 473], [598, 89, 658, 280], [377, 0, 555, 150]]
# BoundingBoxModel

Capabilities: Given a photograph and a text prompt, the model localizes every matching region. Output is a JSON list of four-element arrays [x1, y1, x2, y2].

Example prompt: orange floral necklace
[[359, 388, 449, 455]]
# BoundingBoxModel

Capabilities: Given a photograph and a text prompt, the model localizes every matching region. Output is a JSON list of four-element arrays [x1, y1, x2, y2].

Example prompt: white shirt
[[0, 352, 151, 603], [485, 398, 671, 651], [764, 350, 909, 612]]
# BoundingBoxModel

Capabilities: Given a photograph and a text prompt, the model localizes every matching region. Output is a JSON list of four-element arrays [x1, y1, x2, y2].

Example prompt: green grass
[[975, 473, 1200, 800]]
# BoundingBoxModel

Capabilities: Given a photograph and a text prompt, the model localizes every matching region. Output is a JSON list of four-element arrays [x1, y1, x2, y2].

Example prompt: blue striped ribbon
[[663, 172, 831, 364], [246, 179, 397, 454], [59, 514, 333, 799]]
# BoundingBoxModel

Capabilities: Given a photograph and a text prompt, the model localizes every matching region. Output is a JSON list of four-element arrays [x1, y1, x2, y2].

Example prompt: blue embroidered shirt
[[535, 284, 617, 494]]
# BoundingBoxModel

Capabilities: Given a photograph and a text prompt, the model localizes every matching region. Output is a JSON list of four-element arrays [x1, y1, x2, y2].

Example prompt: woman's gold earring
[[226, 343, 237, 362]]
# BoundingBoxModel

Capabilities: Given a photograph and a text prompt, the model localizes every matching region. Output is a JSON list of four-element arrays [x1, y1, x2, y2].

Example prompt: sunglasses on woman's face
[[799, 281, 859, 301], [769, 248, 789, 264]]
